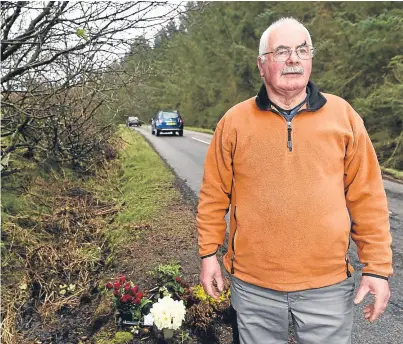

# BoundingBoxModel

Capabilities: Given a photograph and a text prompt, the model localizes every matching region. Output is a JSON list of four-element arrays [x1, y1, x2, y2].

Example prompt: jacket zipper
[[231, 205, 237, 274], [285, 110, 308, 152], [287, 121, 292, 152], [270, 108, 310, 152]]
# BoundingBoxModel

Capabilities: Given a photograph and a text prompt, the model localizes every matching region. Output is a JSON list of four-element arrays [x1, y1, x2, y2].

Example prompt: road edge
[[134, 128, 200, 212]]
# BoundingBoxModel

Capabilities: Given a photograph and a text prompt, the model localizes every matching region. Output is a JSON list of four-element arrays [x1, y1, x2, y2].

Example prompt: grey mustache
[[281, 66, 304, 75]]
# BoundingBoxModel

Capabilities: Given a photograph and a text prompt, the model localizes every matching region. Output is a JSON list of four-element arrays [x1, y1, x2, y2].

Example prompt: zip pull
[[287, 121, 293, 152]]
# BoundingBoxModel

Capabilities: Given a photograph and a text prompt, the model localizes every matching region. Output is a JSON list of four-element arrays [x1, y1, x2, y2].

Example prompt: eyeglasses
[[261, 45, 315, 62]]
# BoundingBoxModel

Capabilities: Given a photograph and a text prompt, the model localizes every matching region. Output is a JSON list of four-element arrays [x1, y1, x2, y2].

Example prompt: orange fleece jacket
[[197, 88, 393, 292]]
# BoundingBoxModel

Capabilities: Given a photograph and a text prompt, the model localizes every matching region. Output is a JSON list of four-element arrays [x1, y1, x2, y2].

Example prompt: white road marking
[[192, 137, 210, 145]]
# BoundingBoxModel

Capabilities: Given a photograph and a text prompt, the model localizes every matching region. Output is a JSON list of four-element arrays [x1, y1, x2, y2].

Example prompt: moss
[[94, 327, 114, 344], [112, 331, 133, 343]]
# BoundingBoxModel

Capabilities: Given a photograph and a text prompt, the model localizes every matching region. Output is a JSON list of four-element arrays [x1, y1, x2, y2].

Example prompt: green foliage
[[75, 28, 88, 40], [179, 330, 191, 343], [116, 1, 403, 170], [150, 262, 186, 298], [164, 281, 185, 296], [153, 262, 181, 283]]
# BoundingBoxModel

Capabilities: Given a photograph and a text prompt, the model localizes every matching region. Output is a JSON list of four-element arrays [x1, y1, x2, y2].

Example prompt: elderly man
[[197, 17, 392, 344]]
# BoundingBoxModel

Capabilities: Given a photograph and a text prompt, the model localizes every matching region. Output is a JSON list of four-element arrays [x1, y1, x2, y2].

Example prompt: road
[[135, 125, 403, 344]]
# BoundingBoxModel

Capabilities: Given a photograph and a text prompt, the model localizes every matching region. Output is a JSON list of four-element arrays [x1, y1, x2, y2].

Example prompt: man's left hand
[[354, 275, 391, 322]]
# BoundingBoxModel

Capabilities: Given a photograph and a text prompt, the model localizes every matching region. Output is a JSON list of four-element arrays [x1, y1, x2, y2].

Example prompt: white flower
[[150, 296, 186, 330], [143, 313, 154, 326]]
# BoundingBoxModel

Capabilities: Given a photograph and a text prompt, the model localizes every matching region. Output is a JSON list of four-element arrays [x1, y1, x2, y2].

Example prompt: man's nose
[[286, 50, 299, 64]]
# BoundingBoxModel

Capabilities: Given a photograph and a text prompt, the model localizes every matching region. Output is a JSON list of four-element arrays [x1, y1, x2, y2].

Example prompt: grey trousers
[[230, 276, 355, 344]]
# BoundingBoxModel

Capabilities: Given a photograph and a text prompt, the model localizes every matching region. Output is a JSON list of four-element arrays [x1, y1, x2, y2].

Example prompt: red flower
[[136, 292, 143, 299], [175, 276, 181, 282], [114, 289, 121, 297], [124, 282, 131, 293], [119, 275, 126, 284], [133, 297, 141, 305], [105, 282, 113, 289], [181, 281, 187, 288], [131, 286, 138, 294], [113, 282, 121, 290], [121, 294, 133, 303]]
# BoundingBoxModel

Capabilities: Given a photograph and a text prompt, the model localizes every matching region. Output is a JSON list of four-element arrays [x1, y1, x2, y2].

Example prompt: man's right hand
[[200, 255, 224, 299]]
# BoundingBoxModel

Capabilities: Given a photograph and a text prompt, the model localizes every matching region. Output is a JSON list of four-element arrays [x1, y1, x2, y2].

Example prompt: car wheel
[[179, 130, 183, 136], [156, 130, 160, 136]]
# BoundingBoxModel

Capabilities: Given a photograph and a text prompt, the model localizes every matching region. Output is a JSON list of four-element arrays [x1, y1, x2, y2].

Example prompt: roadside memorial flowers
[[149, 295, 186, 339], [105, 275, 151, 323]]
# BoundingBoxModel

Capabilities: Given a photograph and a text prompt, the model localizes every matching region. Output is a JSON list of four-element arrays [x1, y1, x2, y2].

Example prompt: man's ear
[[257, 56, 265, 78]]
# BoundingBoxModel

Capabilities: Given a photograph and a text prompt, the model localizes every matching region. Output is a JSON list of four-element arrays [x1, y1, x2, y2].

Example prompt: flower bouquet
[[105, 275, 152, 325], [150, 295, 186, 339]]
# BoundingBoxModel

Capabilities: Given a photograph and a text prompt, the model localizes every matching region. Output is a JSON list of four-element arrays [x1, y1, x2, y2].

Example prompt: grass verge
[[186, 127, 215, 135], [87, 126, 181, 255], [1, 126, 202, 344], [381, 167, 403, 182]]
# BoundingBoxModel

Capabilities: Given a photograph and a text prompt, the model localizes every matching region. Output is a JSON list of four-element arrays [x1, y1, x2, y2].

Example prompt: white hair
[[259, 17, 312, 61]]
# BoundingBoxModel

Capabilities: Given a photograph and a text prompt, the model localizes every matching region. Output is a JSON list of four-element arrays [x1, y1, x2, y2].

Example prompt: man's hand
[[354, 275, 391, 322], [200, 255, 224, 299]]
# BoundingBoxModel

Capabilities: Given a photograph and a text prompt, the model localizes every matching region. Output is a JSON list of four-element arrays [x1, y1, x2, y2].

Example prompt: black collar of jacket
[[255, 80, 327, 112]]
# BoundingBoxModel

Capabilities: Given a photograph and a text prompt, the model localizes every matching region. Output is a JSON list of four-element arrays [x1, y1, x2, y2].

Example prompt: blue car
[[151, 111, 184, 136]]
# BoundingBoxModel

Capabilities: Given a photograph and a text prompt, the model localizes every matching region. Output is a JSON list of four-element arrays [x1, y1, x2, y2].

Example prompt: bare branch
[[0, 1, 191, 177], [1, 2, 57, 61], [1, 1, 24, 37]]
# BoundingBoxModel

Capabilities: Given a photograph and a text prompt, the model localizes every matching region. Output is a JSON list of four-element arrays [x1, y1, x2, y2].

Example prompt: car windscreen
[[160, 112, 179, 119]]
